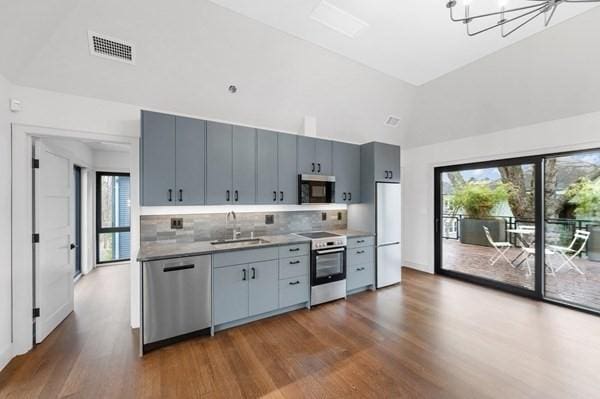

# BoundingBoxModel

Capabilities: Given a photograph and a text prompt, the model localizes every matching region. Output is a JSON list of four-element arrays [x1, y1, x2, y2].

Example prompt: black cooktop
[[296, 231, 341, 239]]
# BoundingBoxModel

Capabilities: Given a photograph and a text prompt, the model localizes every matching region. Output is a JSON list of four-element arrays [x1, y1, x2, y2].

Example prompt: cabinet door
[[256, 130, 278, 204], [141, 111, 175, 206], [374, 142, 400, 182], [332, 142, 350, 203], [315, 139, 332, 175], [277, 133, 297, 204], [248, 260, 279, 316], [232, 126, 256, 204], [175, 117, 205, 205], [297, 136, 316, 174], [346, 143, 361, 203], [213, 264, 249, 325], [206, 122, 233, 205]]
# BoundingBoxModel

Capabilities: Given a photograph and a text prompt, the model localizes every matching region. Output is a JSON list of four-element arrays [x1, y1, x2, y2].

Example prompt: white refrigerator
[[376, 182, 402, 288]]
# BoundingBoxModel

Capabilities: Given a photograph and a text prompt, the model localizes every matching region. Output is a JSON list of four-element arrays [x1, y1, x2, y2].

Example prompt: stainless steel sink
[[210, 238, 270, 247]]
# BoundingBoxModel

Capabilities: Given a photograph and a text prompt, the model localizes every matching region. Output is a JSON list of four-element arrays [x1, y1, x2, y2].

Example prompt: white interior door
[[34, 140, 74, 343]]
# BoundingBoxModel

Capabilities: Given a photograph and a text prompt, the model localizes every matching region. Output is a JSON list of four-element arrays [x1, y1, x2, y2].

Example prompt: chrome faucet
[[226, 211, 241, 240]]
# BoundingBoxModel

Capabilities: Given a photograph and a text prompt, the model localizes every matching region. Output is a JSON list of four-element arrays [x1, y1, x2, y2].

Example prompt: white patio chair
[[483, 226, 513, 266], [548, 230, 591, 275], [522, 247, 556, 277]]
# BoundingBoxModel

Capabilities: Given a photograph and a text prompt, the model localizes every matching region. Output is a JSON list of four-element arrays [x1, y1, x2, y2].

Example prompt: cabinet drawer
[[347, 236, 374, 249], [279, 276, 309, 308], [347, 263, 374, 291], [213, 247, 278, 268], [348, 246, 374, 266], [278, 243, 310, 258], [278, 256, 309, 280]]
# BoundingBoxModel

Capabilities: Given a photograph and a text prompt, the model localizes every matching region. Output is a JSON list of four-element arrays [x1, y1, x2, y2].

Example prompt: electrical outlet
[[321, 212, 327, 221], [171, 218, 183, 229], [265, 214, 274, 225], [337, 212, 342, 221]]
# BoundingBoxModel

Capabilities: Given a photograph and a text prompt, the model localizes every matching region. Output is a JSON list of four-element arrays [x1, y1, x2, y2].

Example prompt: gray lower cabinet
[[333, 142, 361, 203], [297, 136, 332, 175], [346, 239, 375, 292], [248, 260, 279, 316], [206, 122, 233, 205], [175, 117, 205, 205], [141, 111, 175, 206], [213, 264, 249, 325], [279, 276, 309, 308]]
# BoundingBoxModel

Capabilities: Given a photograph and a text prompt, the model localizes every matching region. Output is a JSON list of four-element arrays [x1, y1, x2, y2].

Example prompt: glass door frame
[[96, 171, 131, 265], [434, 148, 600, 316]]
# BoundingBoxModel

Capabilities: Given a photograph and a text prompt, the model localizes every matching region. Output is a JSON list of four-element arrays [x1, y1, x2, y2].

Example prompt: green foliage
[[449, 181, 511, 218], [565, 177, 600, 219]]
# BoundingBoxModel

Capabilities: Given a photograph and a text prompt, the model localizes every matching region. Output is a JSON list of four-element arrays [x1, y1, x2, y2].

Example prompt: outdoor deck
[[442, 239, 600, 311]]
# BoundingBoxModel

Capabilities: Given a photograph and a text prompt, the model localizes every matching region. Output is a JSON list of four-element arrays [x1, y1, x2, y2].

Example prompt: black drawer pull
[[356, 250, 365, 254], [289, 281, 301, 286], [357, 240, 365, 244], [289, 248, 300, 252], [163, 264, 195, 273], [289, 260, 301, 265]]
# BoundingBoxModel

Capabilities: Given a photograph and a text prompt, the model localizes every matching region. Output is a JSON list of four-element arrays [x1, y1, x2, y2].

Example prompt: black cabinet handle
[[343, 192, 347, 201], [234, 190, 239, 202], [289, 281, 300, 286], [273, 191, 277, 202], [317, 163, 321, 173], [289, 248, 300, 252], [242, 268, 247, 281], [355, 267, 365, 272], [390, 171, 393, 179], [384, 171, 389, 179], [280, 191, 284, 202], [226, 190, 230, 202], [251, 267, 256, 280], [168, 189, 173, 202], [357, 240, 365, 244], [348, 192, 352, 201], [311, 162, 315, 172], [357, 250, 365, 254], [289, 260, 301, 265], [178, 189, 183, 202]]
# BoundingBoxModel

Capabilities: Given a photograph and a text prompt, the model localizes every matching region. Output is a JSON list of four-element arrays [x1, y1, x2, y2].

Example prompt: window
[[96, 172, 131, 264]]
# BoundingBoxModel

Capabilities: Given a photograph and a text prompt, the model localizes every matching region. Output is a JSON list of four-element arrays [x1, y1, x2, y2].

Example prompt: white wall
[[93, 150, 131, 172], [402, 110, 600, 273], [0, 74, 12, 369]]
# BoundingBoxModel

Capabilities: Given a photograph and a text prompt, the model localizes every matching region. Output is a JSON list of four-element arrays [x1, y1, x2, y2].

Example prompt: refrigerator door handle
[[378, 241, 400, 247]]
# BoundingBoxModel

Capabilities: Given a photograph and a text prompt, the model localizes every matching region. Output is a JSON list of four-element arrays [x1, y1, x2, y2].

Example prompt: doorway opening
[[74, 165, 82, 279]]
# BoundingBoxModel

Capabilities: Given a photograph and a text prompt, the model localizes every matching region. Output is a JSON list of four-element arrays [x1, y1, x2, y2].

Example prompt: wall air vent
[[384, 115, 402, 128], [88, 31, 135, 64]]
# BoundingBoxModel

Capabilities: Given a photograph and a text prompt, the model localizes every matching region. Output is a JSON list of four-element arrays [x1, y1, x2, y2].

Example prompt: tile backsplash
[[141, 210, 347, 243]]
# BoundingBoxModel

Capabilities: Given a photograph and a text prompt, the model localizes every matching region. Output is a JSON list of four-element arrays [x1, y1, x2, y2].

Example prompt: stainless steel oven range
[[295, 231, 347, 305]]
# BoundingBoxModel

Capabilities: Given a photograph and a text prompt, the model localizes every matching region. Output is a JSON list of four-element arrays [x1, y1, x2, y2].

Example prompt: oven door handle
[[315, 248, 345, 255]]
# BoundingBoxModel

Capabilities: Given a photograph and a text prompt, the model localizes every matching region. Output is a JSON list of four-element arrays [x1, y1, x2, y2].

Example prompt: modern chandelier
[[446, 0, 600, 37]]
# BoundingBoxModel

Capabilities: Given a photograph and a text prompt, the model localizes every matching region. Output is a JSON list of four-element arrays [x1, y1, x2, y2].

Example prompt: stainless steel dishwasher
[[142, 255, 211, 353]]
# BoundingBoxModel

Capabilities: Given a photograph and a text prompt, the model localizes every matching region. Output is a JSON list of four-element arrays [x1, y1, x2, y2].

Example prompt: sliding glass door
[[96, 172, 131, 264], [544, 151, 600, 312], [437, 160, 538, 293], [436, 148, 600, 314]]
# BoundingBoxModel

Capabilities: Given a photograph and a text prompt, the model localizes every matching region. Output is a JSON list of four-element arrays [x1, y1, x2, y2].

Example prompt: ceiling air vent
[[88, 31, 135, 64], [384, 115, 402, 128]]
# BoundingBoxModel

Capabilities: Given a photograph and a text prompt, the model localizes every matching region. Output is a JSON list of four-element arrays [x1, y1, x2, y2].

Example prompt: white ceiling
[[208, 0, 599, 85]]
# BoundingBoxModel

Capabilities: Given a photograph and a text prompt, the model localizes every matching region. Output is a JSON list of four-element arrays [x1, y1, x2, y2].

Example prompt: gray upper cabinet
[[175, 117, 205, 205], [232, 126, 256, 204], [206, 122, 233, 205], [297, 136, 332, 175], [315, 139, 332, 175], [333, 142, 361, 204], [297, 136, 316, 174], [256, 131, 297, 204], [277, 133, 297, 204], [141, 111, 176, 206], [373, 142, 400, 182], [256, 130, 279, 204]]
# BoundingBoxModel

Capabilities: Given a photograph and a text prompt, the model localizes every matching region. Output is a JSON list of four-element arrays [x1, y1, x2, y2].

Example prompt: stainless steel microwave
[[298, 175, 335, 204]]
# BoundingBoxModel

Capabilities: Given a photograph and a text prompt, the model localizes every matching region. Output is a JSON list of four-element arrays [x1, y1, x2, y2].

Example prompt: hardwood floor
[[2, 265, 600, 398]]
